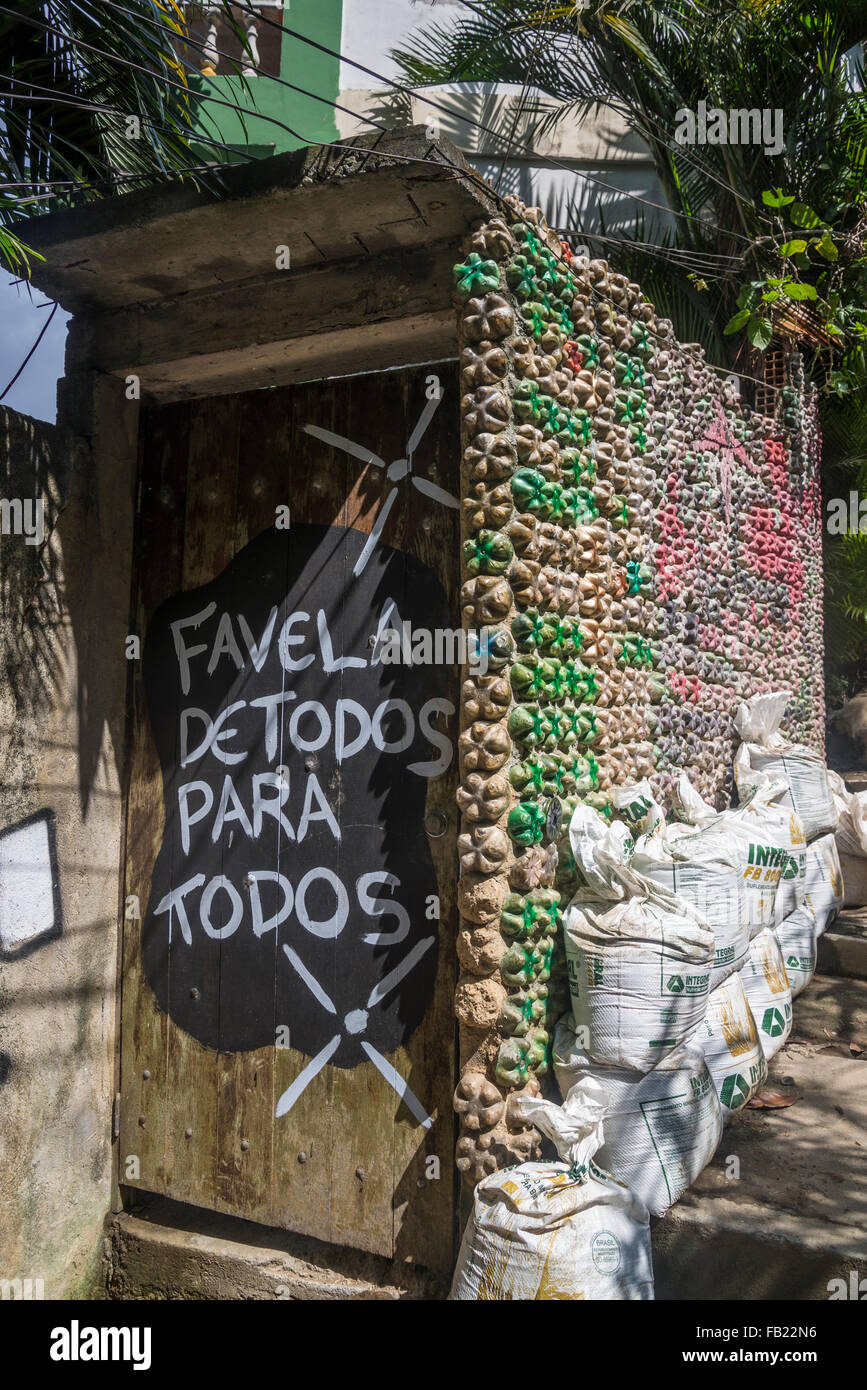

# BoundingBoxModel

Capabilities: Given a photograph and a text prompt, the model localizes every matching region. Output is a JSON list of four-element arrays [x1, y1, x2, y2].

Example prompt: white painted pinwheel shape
[[276, 937, 435, 1127], [303, 393, 459, 576]]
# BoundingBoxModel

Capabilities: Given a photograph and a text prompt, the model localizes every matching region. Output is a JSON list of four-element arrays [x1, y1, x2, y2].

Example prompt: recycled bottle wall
[[452, 195, 824, 1183], [651, 349, 824, 805]]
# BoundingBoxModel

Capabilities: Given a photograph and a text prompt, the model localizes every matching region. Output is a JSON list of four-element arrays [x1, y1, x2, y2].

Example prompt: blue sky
[[0, 273, 70, 424]]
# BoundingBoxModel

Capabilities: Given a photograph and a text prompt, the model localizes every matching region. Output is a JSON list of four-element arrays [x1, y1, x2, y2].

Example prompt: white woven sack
[[564, 805, 714, 1071], [632, 843, 749, 991], [672, 782, 805, 934], [670, 773, 718, 826], [734, 690, 836, 841], [449, 1077, 654, 1301], [827, 770, 867, 858], [564, 893, 714, 1071], [774, 903, 817, 998], [553, 1028, 723, 1217], [804, 833, 844, 936], [610, 779, 665, 836]]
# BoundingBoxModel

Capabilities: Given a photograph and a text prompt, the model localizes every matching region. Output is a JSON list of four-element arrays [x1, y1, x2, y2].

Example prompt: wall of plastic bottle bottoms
[[451, 195, 825, 1185]]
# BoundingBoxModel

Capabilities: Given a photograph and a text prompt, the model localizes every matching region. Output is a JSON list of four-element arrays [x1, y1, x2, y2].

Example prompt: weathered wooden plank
[[118, 401, 190, 1195], [164, 394, 241, 1205], [213, 388, 290, 1223], [319, 374, 399, 1257], [270, 378, 348, 1247]]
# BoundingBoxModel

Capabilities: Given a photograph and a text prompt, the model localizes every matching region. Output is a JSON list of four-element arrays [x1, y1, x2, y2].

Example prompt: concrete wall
[[0, 384, 137, 1298]]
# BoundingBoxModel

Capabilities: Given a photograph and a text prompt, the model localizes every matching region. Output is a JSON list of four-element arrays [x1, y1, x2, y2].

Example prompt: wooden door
[[118, 365, 460, 1271]]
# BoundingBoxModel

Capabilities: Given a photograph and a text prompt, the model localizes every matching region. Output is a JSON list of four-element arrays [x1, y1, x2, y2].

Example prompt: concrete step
[[106, 1195, 449, 1300], [818, 910, 867, 981], [652, 973, 867, 1300]]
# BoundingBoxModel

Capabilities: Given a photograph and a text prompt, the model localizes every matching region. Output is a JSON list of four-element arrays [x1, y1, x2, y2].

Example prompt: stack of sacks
[[450, 1077, 655, 1301], [555, 805, 723, 1216], [827, 770, 867, 909], [671, 771, 801, 1060], [625, 775, 775, 1108], [616, 778, 768, 1114]]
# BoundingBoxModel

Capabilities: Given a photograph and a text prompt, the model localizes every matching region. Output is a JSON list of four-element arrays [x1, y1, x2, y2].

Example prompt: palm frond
[[0, 0, 251, 261]]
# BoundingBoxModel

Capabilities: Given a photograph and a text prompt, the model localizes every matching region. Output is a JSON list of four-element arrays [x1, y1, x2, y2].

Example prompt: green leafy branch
[[724, 186, 867, 392]]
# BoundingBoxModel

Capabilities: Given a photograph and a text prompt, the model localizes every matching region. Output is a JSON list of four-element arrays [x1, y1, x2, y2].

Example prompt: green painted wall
[[191, 0, 342, 157]]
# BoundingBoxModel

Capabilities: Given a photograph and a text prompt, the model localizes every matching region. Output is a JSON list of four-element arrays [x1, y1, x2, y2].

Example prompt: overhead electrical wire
[[0, 5, 312, 149], [0, 80, 262, 179], [97, 0, 768, 260], [0, 301, 58, 402], [217, 0, 789, 389], [1, 8, 745, 285], [8, 0, 750, 280], [225, 0, 759, 247], [94, 0, 414, 159]]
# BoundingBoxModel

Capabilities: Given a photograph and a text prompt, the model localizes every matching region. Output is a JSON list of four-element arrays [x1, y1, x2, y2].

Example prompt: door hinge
[[113, 1091, 122, 1139]]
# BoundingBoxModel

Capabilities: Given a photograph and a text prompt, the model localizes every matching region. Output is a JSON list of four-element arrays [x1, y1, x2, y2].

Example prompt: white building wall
[[337, 0, 672, 240]]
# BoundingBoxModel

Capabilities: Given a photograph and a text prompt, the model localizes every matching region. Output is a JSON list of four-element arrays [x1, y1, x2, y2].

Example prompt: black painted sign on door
[[119, 368, 460, 1269]]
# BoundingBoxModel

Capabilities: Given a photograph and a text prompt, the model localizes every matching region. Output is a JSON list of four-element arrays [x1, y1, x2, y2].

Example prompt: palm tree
[[0, 0, 249, 271]]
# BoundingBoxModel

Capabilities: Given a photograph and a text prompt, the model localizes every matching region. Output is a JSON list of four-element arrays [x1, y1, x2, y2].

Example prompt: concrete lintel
[[16, 129, 496, 317], [84, 242, 462, 398], [108, 312, 456, 403]]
